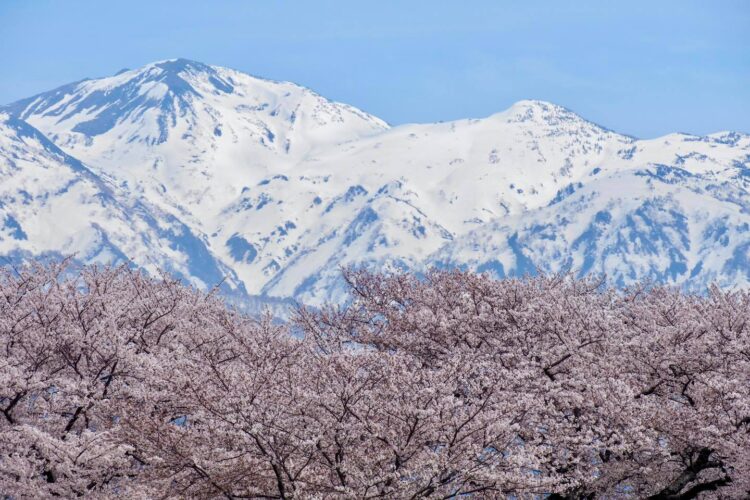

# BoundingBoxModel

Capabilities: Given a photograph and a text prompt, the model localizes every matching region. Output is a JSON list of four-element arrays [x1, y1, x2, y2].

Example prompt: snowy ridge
[[2, 59, 749, 305]]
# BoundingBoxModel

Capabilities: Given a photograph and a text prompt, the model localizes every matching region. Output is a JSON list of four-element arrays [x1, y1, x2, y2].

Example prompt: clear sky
[[1, 0, 747, 138]]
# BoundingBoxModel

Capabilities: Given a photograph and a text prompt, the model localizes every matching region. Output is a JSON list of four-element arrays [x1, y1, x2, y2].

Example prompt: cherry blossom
[[1, 262, 747, 498]]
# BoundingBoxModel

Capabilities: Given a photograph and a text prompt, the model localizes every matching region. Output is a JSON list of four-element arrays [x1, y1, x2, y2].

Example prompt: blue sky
[[1, 0, 747, 138]]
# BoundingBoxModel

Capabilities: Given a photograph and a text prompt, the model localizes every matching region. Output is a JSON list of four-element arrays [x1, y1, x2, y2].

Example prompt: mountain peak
[[147, 58, 214, 76], [505, 99, 579, 119], [153, 57, 206, 67], [1, 59, 255, 142], [118, 58, 233, 97], [3, 58, 388, 155], [510, 99, 561, 109], [489, 99, 627, 139]]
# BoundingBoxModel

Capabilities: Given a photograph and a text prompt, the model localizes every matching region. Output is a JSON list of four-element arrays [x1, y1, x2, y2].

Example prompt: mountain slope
[[430, 160, 750, 289], [3, 60, 749, 305], [0, 112, 246, 298]]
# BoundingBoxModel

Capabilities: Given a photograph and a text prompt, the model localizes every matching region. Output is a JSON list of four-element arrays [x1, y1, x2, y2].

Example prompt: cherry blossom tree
[[1, 261, 747, 498], [294, 269, 749, 498], [0, 260, 236, 497], [608, 285, 750, 498]]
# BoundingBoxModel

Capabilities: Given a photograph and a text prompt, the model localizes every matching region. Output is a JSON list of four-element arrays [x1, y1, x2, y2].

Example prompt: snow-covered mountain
[[2, 59, 749, 306]]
